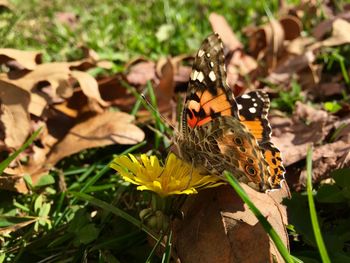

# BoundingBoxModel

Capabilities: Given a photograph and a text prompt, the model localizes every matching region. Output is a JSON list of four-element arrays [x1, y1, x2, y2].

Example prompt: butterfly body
[[175, 34, 285, 192]]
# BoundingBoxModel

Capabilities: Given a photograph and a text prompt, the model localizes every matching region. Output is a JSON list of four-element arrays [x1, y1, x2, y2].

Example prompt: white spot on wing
[[252, 98, 256, 102], [208, 71, 216, 81], [198, 49, 205, 57], [237, 104, 243, 110], [197, 71, 205, 82], [241, 94, 251, 99], [210, 62, 214, 68], [249, 107, 256, 113], [191, 70, 199, 80], [253, 103, 258, 107], [206, 53, 210, 58]]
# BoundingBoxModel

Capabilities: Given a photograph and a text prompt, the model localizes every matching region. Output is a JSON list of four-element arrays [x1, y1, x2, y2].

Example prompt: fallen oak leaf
[[46, 111, 145, 165], [173, 184, 289, 263], [1, 61, 107, 116], [0, 80, 31, 148], [70, 70, 108, 106], [0, 49, 42, 70]]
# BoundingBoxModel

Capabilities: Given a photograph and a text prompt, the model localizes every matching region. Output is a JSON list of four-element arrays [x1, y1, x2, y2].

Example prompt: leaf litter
[[2, 1, 350, 261]]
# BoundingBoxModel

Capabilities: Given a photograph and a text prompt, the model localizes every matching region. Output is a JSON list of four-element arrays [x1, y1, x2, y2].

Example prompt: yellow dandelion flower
[[110, 153, 224, 197]]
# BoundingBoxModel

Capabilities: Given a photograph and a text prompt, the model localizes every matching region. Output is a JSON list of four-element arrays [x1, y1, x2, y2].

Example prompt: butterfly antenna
[[140, 93, 177, 131]]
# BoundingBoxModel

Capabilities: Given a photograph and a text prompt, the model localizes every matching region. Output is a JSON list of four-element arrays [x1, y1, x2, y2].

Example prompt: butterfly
[[175, 33, 285, 192]]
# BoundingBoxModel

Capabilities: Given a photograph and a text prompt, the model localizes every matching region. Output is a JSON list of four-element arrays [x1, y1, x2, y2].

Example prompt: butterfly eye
[[234, 137, 243, 145], [245, 165, 256, 176]]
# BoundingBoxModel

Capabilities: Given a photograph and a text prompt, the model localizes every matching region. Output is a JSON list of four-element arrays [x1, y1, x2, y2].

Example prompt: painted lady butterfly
[[175, 34, 285, 192]]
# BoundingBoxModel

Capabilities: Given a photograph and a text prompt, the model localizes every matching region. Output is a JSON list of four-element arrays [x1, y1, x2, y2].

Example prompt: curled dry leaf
[[0, 49, 42, 70], [1, 61, 107, 116], [70, 70, 107, 106], [209, 13, 243, 51], [98, 74, 136, 111], [46, 111, 145, 165], [279, 15, 302, 41], [312, 12, 350, 40], [173, 184, 289, 263], [0, 80, 31, 148], [246, 17, 285, 70], [311, 19, 350, 49]]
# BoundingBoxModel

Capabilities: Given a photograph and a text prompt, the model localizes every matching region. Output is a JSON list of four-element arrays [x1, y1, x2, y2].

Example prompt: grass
[[1, 0, 350, 262], [2, 0, 276, 63], [306, 146, 331, 263], [0, 127, 42, 175]]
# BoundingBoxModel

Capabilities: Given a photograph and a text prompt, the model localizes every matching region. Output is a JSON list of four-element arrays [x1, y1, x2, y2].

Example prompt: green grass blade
[[224, 171, 294, 263], [0, 127, 42, 175], [161, 230, 172, 263], [146, 81, 164, 149], [53, 141, 147, 227], [70, 191, 157, 240], [145, 232, 165, 263], [306, 146, 331, 263]]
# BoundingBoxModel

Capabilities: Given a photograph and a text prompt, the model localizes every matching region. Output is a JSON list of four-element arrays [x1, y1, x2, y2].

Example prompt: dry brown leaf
[[226, 50, 258, 96], [299, 134, 350, 185], [286, 36, 314, 55], [98, 75, 136, 110], [315, 82, 345, 97], [0, 80, 31, 148], [0, 218, 36, 236], [0, 173, 29, 193], [270, 102, 334, 166], [312, 11, 350, 39], [174, 65, 191, 84], [80, 46, 113, 69], [70, 70, 107, 106], [0, 61, 107, 116], [46, 111, 144, 165], [311, 19, 350, 49], [266, 50, 319, 90], [0, 49, 42, 70], [126, 61, 156, 86], [209, 13, 243, 51], [156, 58, 175, 102], [173, 184, 289, 263], [279, 15, 302, 41], [246, 18, 285, 70]]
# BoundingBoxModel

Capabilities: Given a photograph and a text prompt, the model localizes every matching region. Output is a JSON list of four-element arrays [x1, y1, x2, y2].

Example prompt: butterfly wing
[[183, 34, 239, 132], [178, 34, 271, 191], [236, 91, 285, 189]]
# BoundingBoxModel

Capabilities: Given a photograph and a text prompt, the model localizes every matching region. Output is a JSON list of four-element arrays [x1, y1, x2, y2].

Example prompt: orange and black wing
[[183, 33, 239, 132], [236, 91, 285, 189]]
